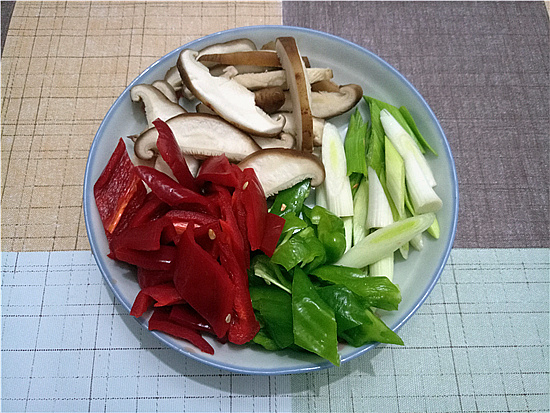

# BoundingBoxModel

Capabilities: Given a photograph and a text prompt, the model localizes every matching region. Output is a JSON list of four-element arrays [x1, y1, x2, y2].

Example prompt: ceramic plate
[[83, 25, 459, 375]]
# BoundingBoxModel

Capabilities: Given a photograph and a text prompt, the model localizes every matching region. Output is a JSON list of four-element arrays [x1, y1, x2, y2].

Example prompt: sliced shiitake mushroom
[[196, 38, 257, 67], [133, 113, 260, 162], [238, 148, 325, 197], [198, 50, 281, 68], [195, 87, 285, 115], [151, 80, 179, 103], [276, 113, 325, 146], [232, 68, 333, 91], [275, 36, 314, 153], [199, 50, 311, 69], [280, 84, 363, 119], [311, 79, 341, 93], [177, 49, 285, 137], [130, 84, 186, 127], [164, 66, 183, 93], [310, 84, 363, 118], [253, 86, 285, 114]]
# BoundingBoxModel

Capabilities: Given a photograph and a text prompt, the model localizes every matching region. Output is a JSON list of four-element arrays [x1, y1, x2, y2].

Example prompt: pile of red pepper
[[94, 119, 285, 354]]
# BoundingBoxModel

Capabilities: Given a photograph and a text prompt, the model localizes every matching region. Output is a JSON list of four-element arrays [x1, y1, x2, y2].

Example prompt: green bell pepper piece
[[269, 179, 311, 217], [292, 268, 340, 365], [311, 265, 402, 311]]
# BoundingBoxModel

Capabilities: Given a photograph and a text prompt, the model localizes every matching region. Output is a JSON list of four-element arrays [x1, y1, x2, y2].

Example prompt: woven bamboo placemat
[[1, 1, 282, 252]]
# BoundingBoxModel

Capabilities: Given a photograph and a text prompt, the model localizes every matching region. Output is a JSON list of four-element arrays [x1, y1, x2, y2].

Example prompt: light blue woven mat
[[1, 249, 548, 412]]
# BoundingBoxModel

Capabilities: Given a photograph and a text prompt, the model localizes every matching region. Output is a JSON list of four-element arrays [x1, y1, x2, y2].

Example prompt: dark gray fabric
[[1, 1, 15, 56], [283, 1, 550, 248]]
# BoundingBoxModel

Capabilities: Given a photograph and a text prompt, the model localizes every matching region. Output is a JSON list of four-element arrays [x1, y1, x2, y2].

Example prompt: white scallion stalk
[[404, 155, 443, 214], [335, 212, 436, 268], [384, 136, 406, 220], [352, 176, 369, 246], [369, 255, 394, 281], [321, 122, 354, 217], [366, 166, 394, 229], [343, 216, 353, 252], [381, 110, 442, 214], [380, 109, 436, 187]]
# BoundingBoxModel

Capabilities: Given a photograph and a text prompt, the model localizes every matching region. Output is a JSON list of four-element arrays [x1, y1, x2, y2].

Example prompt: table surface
[[1, 2, 549, 412]]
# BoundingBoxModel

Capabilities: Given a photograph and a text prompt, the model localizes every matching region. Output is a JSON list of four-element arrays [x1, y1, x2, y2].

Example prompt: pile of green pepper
[[248, 179, 404, 365]]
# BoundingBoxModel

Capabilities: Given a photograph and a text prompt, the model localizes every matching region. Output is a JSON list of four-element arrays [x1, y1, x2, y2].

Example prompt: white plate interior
[[83, 25, 458, 375]]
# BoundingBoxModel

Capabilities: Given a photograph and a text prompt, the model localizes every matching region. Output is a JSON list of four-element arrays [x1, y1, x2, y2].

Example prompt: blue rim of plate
[[83, 25, 459, 375]]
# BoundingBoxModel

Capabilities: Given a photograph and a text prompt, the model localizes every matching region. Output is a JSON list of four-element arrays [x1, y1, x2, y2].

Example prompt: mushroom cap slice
[[311, 79, 341, 93], [177, 49, 285, 138], [311, 84, 363, 119], [238, 148, 325, 197], [254, 86, 285, 114], [275, 37, 314, 153], [199, 50, 311, 70], [197, 38, 257, 67], [130, 84, 186, 127], [133, 113, 260, 162], [198, 50, 282, 68], [280, 84, 363, 119]]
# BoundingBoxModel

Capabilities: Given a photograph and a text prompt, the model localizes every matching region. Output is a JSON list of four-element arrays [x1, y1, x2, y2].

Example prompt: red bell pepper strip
[[94, 138, 147, 237], [130, 290, 154, 318], [260, 212, 286, 257], [211, 184, 247, 270], [165, 210, 218, 234], [137, 267, 173, 289], [217, 231, 260, 345], [154, 119, 199, 192], [173, 226, 234, 339], [196, 155, 240, 189], [169, 304, 214, 334], [240, 168, 267, 251], [110, 216, 177, 253], [135, 166, 213, 213], [128, 192, 169, 229], [148, 308, 214, 355], [130, 283, 184, 317], [147, 283, 184, 306], [231, 179, 250, 259], [114, 245, 176, 271]]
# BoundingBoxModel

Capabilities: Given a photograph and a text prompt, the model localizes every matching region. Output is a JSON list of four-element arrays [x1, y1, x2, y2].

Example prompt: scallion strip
[[335, 213, 436, 268]]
